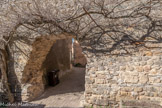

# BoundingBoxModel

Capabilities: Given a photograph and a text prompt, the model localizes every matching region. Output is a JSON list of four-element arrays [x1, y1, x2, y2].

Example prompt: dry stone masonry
[[84, 42, 162, 107]]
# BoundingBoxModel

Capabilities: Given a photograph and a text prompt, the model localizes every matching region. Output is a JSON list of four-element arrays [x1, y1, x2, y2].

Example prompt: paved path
[[31, 67, 85, 108]]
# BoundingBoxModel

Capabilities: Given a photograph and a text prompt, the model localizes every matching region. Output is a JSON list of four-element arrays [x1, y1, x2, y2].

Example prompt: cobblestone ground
[[31, 67, 85, 108]]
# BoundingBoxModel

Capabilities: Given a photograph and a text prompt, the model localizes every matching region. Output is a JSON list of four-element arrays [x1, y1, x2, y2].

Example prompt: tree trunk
[[0, 49, 14, 103]]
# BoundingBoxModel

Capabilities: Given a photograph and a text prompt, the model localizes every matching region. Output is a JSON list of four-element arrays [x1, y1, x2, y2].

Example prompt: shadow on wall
[[82, 36, 162, 56]]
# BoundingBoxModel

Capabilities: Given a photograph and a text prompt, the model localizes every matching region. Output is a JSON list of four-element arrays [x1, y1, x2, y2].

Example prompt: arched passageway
[[20, 34, 86, 107]]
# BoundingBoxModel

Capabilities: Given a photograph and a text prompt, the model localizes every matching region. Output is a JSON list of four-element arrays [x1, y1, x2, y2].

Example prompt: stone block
[[140, 61, 147, 66], [120, 66, 126, 71], [139, 74, 148, 84], [85, 77, 95, 84], [124, 75, 138, 83], [96, 99, 109, 106], [154, 78, 161, 83], [147, 60, 154, 65], [139, 96, 150, 100], [136, 66, 143, 72], [95, 79, 105, 84], [134, 87, 143, 92], [97, 74, 106, 79], [121, 87, 133, 92], [143, 65, 151, 72], [144, 51, 153, 56], [120, 91, 128, 96], [126, 66, 134, 71], [149, 69, 158, 75], [149, 77, 155, 83]]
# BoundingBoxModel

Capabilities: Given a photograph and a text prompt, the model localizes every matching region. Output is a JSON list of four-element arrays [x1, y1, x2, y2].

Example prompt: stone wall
[[21, 34, 74, 101], [6, 34, 74, 101], [84, 42, 162, 107], [1, 32, 162, 108]]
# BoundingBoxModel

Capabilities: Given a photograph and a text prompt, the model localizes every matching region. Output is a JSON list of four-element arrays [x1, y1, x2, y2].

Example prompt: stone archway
[[20, 34, 87, 104]]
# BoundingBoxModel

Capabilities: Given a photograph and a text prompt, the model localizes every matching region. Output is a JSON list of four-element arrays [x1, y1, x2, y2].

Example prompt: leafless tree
[[0, 0, 162, 102], [0, 0, 162, 52]]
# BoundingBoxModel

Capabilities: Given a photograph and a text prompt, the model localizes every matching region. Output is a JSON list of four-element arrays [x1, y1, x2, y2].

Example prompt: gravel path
[[31, 67, 85, 108]]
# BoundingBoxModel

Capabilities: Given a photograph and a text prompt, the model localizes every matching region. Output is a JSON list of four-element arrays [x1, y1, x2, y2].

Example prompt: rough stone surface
[[84, 43, 162, 107]]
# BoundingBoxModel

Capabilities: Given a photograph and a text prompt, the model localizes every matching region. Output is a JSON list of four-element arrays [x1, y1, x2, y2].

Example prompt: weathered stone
[[134, 87, 142, 92], [154, 78, 161, 83], [120, 91, 128, 96], [124, 75, 138, 83], [120, 66, 126, 71], [147, 60, 154, 65], [149, 77, 155, 83], [143, 65, 151, 72], [109, 80, 117, 84], [139, 74, 148, 84], [97, 74, 106, 79], [144, 51, 153, 56], [126, 66, 134, 71], [121, 87, 132, 92], [142, 57, 150, 61], [139, 96, 150, 100], [146, 87, 157, 92], [86, 77, 95, 84], [150, 69, 158, 75], [95, 79, 105, 84], [136, 66, 143, 72], [140, 61, 147, 66], [131, 92, 138, 97], [139, 92, 145, 95]]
